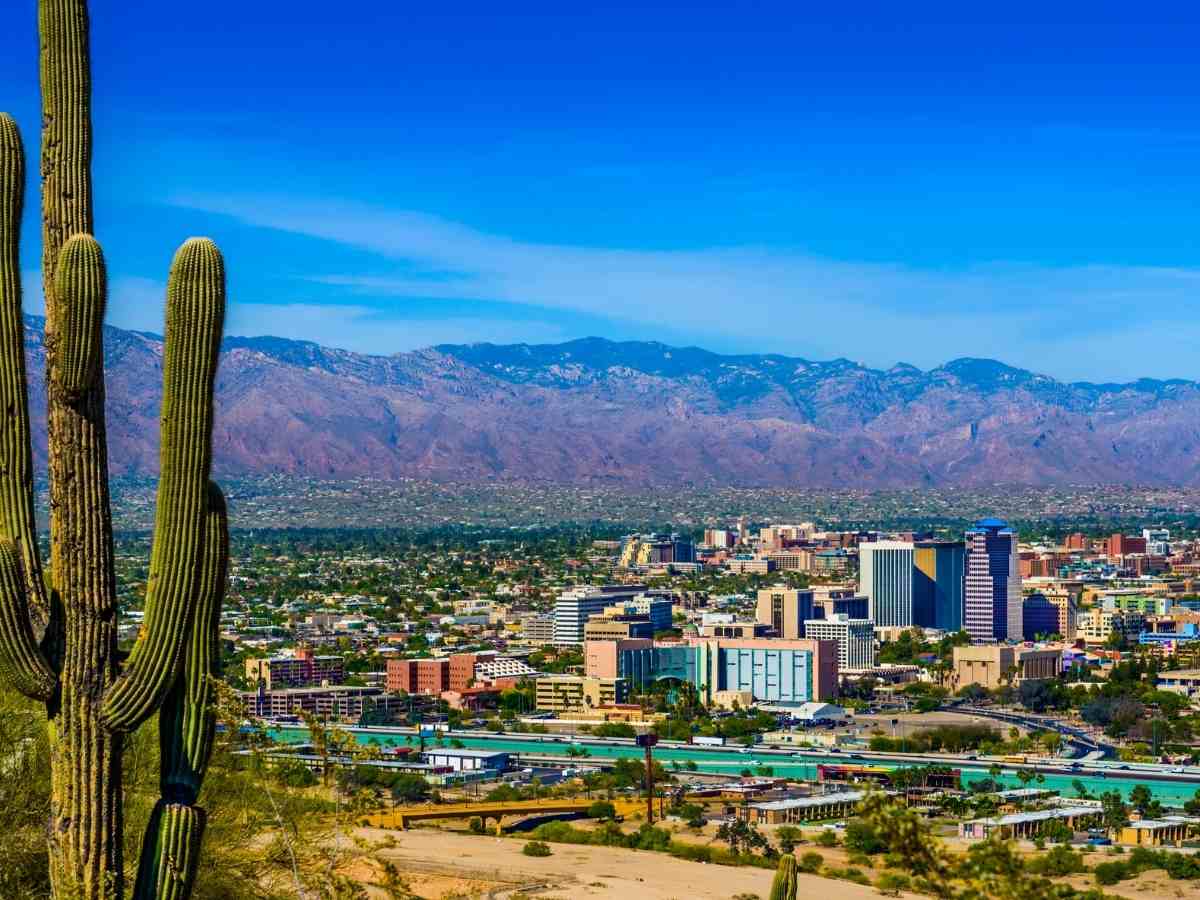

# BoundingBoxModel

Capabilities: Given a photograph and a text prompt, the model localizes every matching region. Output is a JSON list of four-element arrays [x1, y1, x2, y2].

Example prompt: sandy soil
[[853, 710, 1026, 740], [1063, 869, 1200, 900], [352, 827, 919, 899]]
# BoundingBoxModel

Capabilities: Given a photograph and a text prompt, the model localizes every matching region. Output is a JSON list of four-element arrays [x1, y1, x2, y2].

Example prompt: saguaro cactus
[[0, 2, 229, 898], [769, 852, 798, 900]]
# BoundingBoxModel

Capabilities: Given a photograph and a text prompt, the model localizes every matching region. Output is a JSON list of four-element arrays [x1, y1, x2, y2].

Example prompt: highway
[[265, 724, 1200, 805], [949, 704, 1116, 759]]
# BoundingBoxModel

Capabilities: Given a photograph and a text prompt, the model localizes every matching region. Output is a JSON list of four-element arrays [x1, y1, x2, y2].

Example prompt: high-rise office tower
[[914, 540, 966, 632], [858, 541, 916, 626], [755, 586, 817, 639], [964, 519, 1022, 643]]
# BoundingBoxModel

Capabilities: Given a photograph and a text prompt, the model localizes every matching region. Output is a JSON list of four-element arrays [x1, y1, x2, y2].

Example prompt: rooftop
[[967, 805, 1098, 827], [749, 790, 870, 811]]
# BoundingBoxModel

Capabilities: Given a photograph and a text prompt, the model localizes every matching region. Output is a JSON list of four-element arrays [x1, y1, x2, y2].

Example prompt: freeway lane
[[265, 725, 1200, 805]]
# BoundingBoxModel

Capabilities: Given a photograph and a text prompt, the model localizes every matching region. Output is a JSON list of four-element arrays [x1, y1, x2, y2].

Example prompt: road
[[266, 724, 1200, 804]]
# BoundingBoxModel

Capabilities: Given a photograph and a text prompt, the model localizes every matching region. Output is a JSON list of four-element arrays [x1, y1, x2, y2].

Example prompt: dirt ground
[[350, 827, 920, 899], [852, 709, 1025, 740], [1064, 869, 1200, 900]]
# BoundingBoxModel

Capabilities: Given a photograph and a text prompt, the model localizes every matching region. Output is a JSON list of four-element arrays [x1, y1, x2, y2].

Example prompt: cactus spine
[[0, 2, 230, 898], [769, 853, 798, 900]]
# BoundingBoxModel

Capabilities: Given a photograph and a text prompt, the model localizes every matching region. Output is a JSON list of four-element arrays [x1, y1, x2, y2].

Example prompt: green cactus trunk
[[769, 853, 798, 900], [0, 2, 231, 898]]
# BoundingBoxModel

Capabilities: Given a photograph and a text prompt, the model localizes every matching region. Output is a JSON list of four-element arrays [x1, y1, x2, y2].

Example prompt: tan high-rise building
[[756, 586, 816, 639]]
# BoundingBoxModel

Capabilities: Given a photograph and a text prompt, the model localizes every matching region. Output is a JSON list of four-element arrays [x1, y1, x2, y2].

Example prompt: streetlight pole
[[637, 733, 659, 825]]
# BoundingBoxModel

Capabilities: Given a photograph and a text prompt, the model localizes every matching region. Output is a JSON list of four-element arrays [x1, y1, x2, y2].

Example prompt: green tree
[[1100, 790, 1130, 834]]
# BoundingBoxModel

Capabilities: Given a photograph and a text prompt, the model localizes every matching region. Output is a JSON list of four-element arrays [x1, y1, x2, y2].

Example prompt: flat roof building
[[756, 586, 816, 639], [952, 645, 1062, 691], [804, 614, 875, 670]]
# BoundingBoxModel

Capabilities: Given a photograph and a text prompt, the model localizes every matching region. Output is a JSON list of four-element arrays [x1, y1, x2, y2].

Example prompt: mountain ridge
[[19, 315, 1200, 487]]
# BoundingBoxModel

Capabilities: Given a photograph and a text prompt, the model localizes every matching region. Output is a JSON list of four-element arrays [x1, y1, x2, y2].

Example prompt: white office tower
[[858, 541, 915, 626], [553, 584, 647, 644], [804, 614, 876, 670]]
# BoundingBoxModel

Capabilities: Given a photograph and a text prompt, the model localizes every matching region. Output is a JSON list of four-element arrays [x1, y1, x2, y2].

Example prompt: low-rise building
[[1117, 817, 1199, 847], [699, 621, 772, 639], [386, 657, 450, 695], [1077, 608, 1146, 645], [245, 648, 345, 690], [740, 790, 870, 825], [423, 748, 509, 773], [951, 645, 1062, 691], [726, 556, 775, 575], [534, 675, 628, 711], [1157, 668, 1200, 699], [242, 685, 404, 724], [959, 806, 1101, 841]]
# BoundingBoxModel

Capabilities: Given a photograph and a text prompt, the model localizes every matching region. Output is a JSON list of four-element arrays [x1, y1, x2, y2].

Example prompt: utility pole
[[637, 733, 659, 824]]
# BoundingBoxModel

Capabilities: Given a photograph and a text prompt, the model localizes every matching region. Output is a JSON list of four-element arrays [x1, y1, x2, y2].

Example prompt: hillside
[[21, 318, 1200, 487]]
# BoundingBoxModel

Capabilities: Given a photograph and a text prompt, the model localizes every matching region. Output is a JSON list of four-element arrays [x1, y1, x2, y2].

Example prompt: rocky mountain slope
[[21, 318, 1200, 487]]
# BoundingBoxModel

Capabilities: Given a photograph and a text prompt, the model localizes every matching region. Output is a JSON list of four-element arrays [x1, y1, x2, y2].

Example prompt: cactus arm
[[0, 539, 57, 699], [54, 234, 106, 399], [132, 802, 206, 900], [160, 481, 227, 803], [0, 113, 53, 629], [102, 239, 225, 732], [769, 853, 797, 900], [133, 482, 227, 900]]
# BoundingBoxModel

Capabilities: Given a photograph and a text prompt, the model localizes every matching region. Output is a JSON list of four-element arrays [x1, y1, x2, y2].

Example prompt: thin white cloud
[[227, 302, 570, 353], [167, 193, 1200, 380]]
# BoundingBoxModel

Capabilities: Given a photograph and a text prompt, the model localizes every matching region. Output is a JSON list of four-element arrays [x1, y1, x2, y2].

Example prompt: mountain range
[[20, 316, 1200, 488]]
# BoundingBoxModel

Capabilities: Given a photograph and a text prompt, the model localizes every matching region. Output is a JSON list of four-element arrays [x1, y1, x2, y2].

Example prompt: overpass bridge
[[364, 797, 648, 832]]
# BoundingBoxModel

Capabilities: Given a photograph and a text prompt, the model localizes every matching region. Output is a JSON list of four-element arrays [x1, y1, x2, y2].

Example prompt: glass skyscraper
[[914, 540, 966, 632], [859, 540, 916, 626], [964, 519, 1022, 643]]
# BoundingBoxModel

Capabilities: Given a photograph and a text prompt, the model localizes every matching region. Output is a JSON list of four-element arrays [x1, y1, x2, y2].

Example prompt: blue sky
[[5, 2, 1200, 380]]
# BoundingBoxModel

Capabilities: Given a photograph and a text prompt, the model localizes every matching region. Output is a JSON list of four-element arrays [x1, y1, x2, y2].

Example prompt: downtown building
[[859, 541, 916, 626], [585, 637, 838, 704], [914, 540, 966, 632], [755, 586, 817, 639], [553, 584, 653, 644], [964, 519, 1022, 643], [803, 614, 876, 671]]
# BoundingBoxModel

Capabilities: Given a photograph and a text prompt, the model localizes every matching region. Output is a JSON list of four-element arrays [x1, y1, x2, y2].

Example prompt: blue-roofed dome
[[972, 517, 1011, 531]]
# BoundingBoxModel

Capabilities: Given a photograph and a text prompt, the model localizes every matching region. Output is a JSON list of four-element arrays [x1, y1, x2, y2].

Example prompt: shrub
[[775, 825, 802, 854], [814, 829, 839, 848], [1026, 845, 1086, 877], [592, 820, 632, 847], [522, 841, 552, 857], [587, 800, 617, 820], [1093, 861, 1130, 885], [798, 852, 824, 873], [467, 816, 485, 835], [832, 867, 870, 885], [875, 872, 911, 896], [843, 821, 887, 855], [530, 821, 590, 845], [668, 843, 712, 864], [1162, 852, 1200, 880], [632, 824, 672, 852]]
